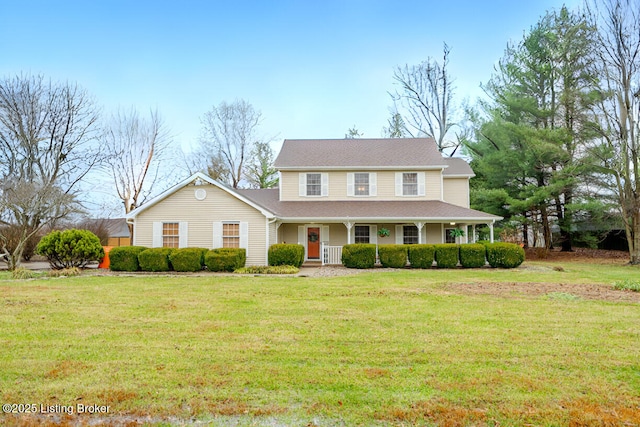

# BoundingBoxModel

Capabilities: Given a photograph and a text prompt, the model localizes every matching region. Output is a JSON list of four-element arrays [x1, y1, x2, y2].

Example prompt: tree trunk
[[541, 206, 552, 249], [630, 207, 640, 264]]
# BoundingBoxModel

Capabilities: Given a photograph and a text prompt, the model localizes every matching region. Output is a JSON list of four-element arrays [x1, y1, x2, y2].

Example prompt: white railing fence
[[321, 243, 342, 265]]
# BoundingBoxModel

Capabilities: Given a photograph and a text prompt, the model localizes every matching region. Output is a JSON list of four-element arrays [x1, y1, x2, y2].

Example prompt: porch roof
[[236, 189, 501, 223]]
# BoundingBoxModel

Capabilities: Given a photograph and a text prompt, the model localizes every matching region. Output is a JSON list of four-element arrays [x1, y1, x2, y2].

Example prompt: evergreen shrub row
[[341, 242, 525, 269], [108, 246, 246, 272]]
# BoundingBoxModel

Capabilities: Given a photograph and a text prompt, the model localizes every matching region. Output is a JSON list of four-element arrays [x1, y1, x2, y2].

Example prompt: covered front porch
[[276, 221, 497, 265]]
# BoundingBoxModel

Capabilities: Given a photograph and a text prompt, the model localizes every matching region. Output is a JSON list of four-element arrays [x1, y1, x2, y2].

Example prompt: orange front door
[[307, 227, 320, 259]]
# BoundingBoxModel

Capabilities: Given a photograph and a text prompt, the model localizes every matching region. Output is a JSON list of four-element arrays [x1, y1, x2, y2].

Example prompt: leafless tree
[[199, 99, 262, 188], [0, 74, 100, 269], [586, 0, 640, 263], [391, 43, 457, 152], [102, 107, 171, 237]]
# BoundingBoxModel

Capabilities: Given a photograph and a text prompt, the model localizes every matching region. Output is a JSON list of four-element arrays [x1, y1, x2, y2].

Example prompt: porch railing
[[321, 243, 342, 265]]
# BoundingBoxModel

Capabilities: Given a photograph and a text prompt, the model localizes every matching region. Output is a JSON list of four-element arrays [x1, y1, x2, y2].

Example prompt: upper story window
[[354, 173, 369, 196], [403, 173, 418, 196], [299, 173, 328, 197], [306, 173, 322, 196], [163, 222, 180, 248], [395, 172, 426, 197], [347, 172, 377, 197]]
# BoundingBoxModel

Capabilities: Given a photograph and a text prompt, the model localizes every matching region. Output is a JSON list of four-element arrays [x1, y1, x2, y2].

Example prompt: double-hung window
[[162, 222, 180, 248], [223, 222, 240, 248], [395, 172, 425, 197], [403, 225, 419, 245], [403, 173, 418, 196], [354, 225, 370, 244], [354, 173, 369, 196], [306, 173, 322, 196]]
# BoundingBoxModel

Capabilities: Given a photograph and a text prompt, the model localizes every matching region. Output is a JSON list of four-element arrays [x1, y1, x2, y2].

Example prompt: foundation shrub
[[341, 244, 376, 269], [205, 248, 246, 272], [408, 244, 436, 268], [459, 243, 487, 268], [268, 244, 305, 267], [486, 242, 525, 268], [109, 246, 148, 271], [434, 244, 460, 268], [138, 248, 175, 272], [378, 244, 408, 268], [169, 247, 208, 272]]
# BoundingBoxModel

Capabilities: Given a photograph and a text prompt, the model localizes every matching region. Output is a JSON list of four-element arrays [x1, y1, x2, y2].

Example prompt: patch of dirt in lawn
[[444, 281, 640, 303], [524, 247, 629, 264]]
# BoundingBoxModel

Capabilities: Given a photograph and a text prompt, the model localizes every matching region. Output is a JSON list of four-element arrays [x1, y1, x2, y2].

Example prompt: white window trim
[[395, 172, 425, 197], [299, 172, 328, 197], [152, 221, 188, 248], [347, 172, 377, 197]]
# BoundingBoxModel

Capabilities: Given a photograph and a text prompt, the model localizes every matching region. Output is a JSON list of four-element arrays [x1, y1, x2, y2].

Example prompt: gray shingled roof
[[236, 189, 499, 222], [274, 138, 455, 170]]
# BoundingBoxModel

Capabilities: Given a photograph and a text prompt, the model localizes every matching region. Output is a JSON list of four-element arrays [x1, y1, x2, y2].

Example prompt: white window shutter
[[152, 222, 163, 247], [299, 173, 306, 197], [370, 173, 377, 196], [347, 173, 354, 196], [370, 225, 377, 245], [418, 172, 426, 196], [395, 173, 402, 196], [240, 222, 249, 256], [322, 226, 330, 243], [213, 222, 223, 248], [178, 222, 188, 248], [297, 226, 305, 245], [321, 173, 329, 196], [395, 225, 404, 244]]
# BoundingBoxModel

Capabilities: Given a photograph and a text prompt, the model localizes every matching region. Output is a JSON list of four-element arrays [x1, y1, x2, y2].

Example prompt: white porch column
[[344, 221, 354, 244], [489, 222, 495, 243], [414, 222, 425, 244]]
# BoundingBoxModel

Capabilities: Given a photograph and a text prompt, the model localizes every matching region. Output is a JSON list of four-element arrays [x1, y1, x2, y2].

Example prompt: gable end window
[[153, 221, 188, 248], [223, 222, 240, 248]]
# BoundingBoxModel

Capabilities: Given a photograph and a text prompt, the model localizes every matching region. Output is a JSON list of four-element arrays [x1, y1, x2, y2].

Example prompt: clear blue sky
[[2, 0, 579, 153]]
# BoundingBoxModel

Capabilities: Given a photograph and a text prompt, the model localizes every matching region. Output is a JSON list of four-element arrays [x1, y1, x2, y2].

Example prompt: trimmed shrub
[[459, 244, 487, 268], [268, 244, 305, 267], [486, 243, 525, 268], [169, 247, 208, 272], [138, 248, 175, 272], [36, 229, 105, 269], [434, 244, 460, 268], [341, 244, 376, 269], [205, 248, 246, 272], [408, 245, 436, 268], [235, 265, 299, 274], [378, 244, 408, 268], [109, 246, 147, 271]]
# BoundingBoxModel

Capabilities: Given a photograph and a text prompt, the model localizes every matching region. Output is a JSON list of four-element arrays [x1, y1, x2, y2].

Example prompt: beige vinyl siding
[[280, 170, 443, 201], [425, 224, 442, 244], [133, 184, 268, 265], [443, 177, 470, 208]]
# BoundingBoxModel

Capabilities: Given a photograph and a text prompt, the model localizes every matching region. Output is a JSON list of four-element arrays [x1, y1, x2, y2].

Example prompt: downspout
[[126, 218, 135, 245]]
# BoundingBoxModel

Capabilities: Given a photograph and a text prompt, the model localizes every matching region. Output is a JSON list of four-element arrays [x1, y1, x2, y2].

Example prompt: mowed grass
[[1, 263, 639, 426]]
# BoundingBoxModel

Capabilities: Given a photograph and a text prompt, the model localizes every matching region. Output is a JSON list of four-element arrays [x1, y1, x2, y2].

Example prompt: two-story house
[[126, 138, 501, 265]]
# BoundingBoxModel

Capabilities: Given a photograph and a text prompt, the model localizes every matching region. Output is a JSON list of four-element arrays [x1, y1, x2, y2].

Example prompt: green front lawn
[[1, 263, 639, 426]]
